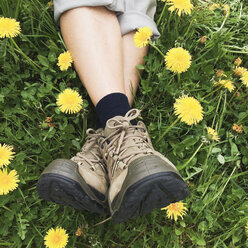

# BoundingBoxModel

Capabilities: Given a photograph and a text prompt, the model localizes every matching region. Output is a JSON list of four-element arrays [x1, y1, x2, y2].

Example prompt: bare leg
[[60, 7, 125, 106], [122, 31, 149, 106]]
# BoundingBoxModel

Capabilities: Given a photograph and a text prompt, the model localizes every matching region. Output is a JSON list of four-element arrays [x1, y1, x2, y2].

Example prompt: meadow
[[0, 0, 248, 247]]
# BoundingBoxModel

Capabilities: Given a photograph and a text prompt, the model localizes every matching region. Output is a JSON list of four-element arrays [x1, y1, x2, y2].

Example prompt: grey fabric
[[53, 0, 160, 40]]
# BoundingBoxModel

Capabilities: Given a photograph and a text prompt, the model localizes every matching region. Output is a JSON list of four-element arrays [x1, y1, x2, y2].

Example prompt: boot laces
[[71, 129, 106, 172], [99, 109, 153, 176]]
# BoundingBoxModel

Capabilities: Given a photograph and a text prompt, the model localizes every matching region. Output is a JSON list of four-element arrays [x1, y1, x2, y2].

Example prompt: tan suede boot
[[98, 109, 189, 222], [37, 128, 108, 214]]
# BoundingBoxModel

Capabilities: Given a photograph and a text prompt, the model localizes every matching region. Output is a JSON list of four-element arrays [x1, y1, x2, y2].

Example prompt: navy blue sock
[[96, 93, 135, 128]]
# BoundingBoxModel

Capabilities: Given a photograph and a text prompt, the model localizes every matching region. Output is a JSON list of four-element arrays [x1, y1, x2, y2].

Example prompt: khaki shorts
[[53, 0, 160, 40]]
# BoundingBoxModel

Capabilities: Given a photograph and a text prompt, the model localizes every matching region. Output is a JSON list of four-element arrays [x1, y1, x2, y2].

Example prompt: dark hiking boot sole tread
[[112, 172, 189, 223], [36, 159, 107, 214], [37, 173, 107, 214]]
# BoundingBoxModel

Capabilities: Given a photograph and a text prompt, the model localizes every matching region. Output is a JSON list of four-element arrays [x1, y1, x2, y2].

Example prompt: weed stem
[[228, 84, 242, 104], [178, 142, 204, 171], [202, 85, 223, 99], [211, 90, 223, 128], [177, 73, 180, 83], [10, 38, 41, 70], [94, 216, 112, 226], [156, 118, 179, 144], [149, 41, 165, 57], [157, 3, 167, 26]]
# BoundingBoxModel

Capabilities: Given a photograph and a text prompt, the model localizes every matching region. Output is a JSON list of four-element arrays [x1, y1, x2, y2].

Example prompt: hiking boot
[[37, 128, 108, 214], [98, 109, 190, 222]]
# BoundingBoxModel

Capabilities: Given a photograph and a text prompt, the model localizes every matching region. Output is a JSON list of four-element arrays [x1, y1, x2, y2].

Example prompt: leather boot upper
[[71, 128, 108, 196]]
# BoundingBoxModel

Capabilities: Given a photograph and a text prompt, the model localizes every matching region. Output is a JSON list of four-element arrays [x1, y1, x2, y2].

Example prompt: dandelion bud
[[234, 57, 242, 67], [216, 69, 223, 77], [45, 117, 53, 123], [75, 227, 83, 237], [200, 36, 207, 44], [232, 123, 243, 133], [223, 4, 230, 15], [47, 1, 54, 10], [209, 3, 220, 11], [235, 92, 240, 97]]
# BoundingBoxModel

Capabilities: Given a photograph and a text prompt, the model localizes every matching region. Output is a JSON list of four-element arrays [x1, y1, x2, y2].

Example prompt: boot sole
[[36, 159, 107, 214], [111, 155, 190, 223]]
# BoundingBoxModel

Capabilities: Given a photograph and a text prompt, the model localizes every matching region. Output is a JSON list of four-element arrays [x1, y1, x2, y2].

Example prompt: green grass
[[0, 0, 248, 247]]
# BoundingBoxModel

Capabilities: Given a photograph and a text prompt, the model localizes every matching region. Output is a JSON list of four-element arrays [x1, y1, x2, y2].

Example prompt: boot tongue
[[104, 115, 128, 137]]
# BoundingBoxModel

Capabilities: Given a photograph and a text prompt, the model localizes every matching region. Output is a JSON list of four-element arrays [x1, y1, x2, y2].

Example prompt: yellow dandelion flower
[[246, 222, 248, 237], [174, 95, 203, 125], [56, 89, 83, 114], [167, 0, 194, 16], [233, 67, 247, 77], [241, 71, 248, 87], [0, 17, 21, 38], [232, 123, 243, 134], [209, 3, 220, 11], [214, 80, 235, 92], [44, 227, 68, 248], [0, 169, 19, 195], [234, 58, 242, 67], [133, 27, 152, 48], [161, 202, 188, 221], [57, 51, 73, 71], [207, 127, 220, 141], [165, 47, 192, 74], [0, 144, 15, 168], [222, 4, 230, 15]]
